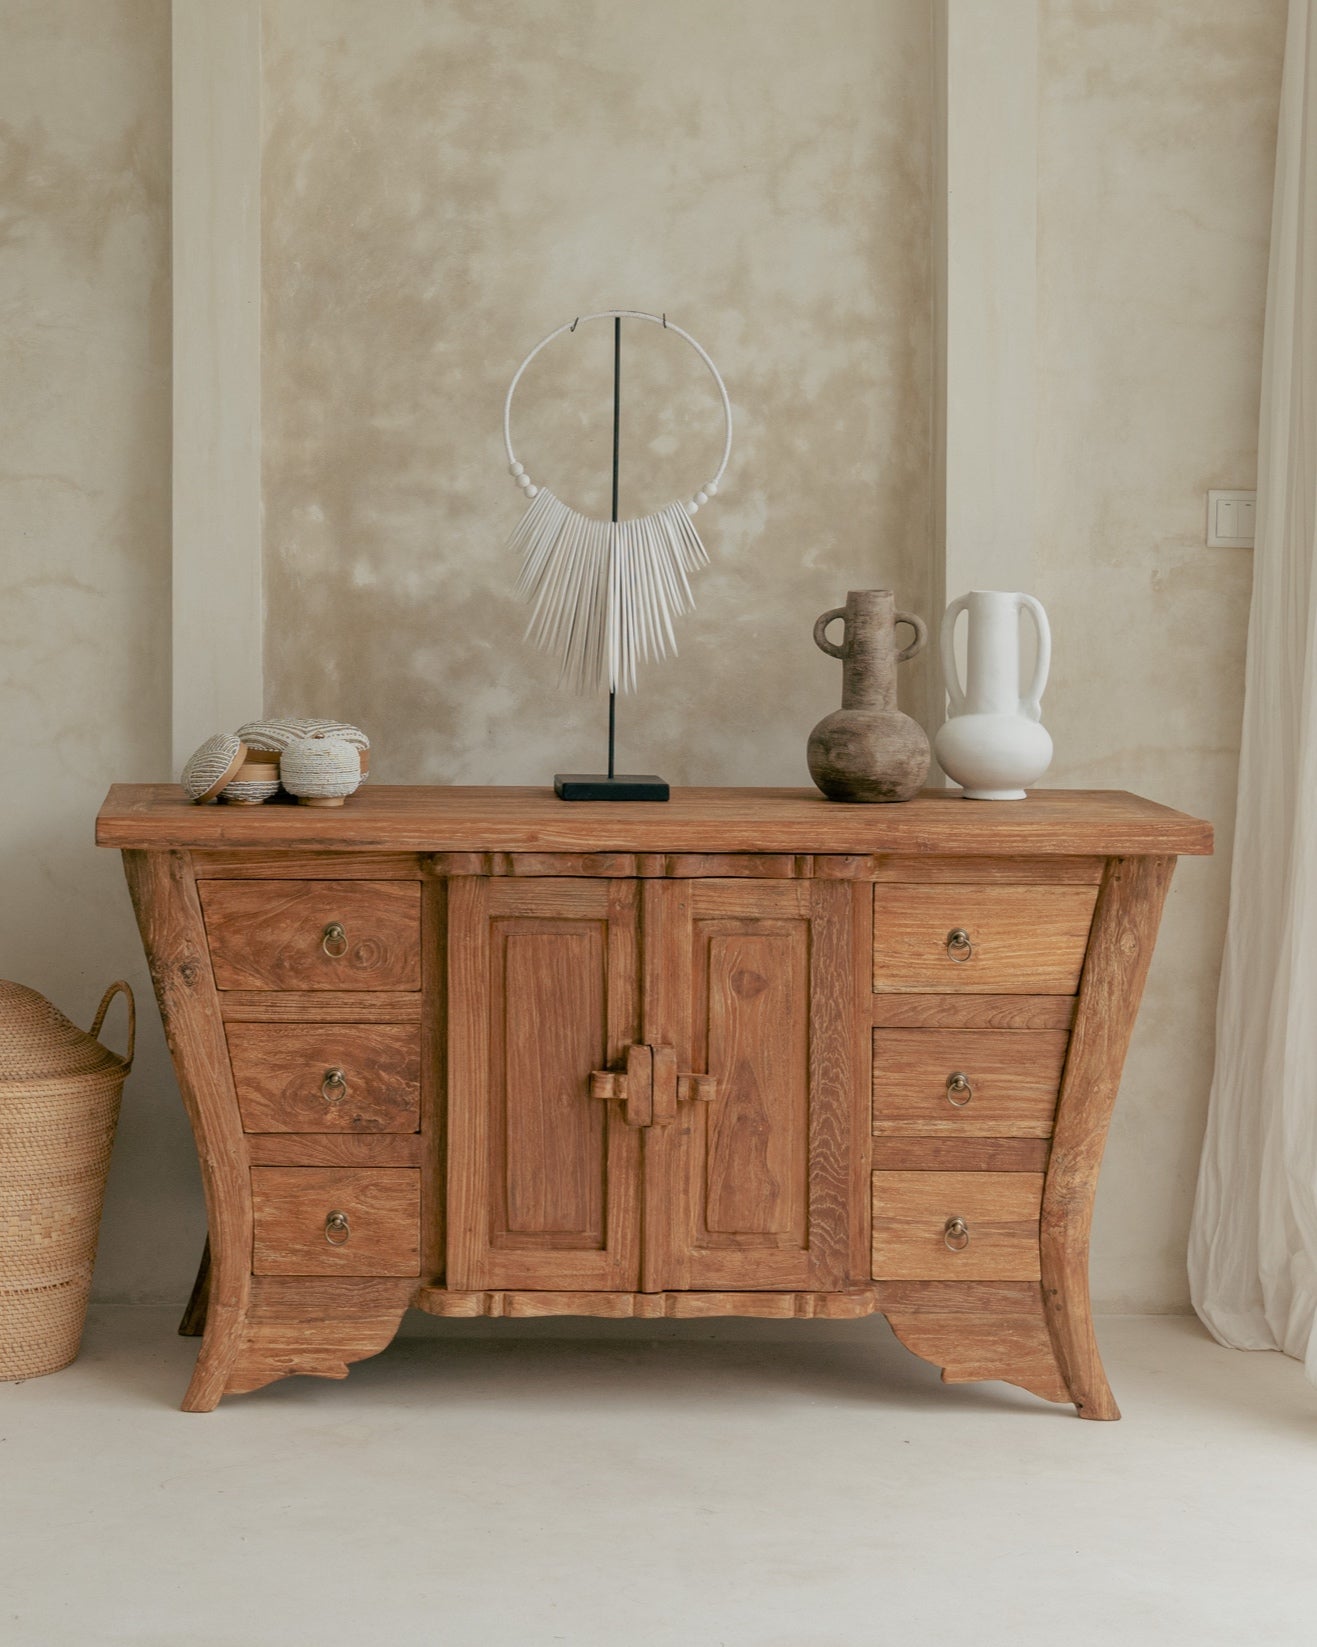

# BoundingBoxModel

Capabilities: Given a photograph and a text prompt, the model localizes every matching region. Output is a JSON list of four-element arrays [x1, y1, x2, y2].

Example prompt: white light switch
[[1207, 489, 1256, 548]]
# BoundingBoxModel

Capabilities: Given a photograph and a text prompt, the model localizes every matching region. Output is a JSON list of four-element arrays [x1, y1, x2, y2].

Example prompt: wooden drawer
[[227, 1023, 421, 1133], [199, 881, 421, 991], [873, 1028, 1068, 1137], [872, 885, 1097, 994], [872, 1171, 1043, 1280], [251, 1167, 421, 1276]]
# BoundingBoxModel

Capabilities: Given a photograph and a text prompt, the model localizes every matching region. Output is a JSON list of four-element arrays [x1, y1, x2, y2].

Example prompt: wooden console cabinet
[[96, 785, 1211, 1415]]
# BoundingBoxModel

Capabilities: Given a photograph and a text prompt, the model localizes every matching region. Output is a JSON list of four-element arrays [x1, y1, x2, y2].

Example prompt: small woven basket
[[0, 979, 134, 1379]]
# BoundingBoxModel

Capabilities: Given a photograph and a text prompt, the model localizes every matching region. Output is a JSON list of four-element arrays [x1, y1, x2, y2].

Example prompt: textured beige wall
[[1036, 0, 1285, 1308], [258, 0, 1288, 1316], [1, 1, 1284, 1314], [0, 1, 198, 1304], [261, 0, 937, 776]]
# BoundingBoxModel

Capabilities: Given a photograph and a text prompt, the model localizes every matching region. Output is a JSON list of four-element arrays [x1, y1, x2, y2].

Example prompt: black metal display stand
[[555, 317, 670, 802]]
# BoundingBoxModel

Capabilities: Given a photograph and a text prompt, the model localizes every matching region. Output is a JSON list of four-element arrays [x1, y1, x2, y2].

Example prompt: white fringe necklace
[[502, 311, 732, 695]]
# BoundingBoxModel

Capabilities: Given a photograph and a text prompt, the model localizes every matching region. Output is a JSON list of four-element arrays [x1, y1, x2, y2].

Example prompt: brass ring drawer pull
[[322, 1068, 348, 1103], [325, 1210, 351, 1246], [946, 928, 973, 963], [945, 1071, 973, 1107], [943, 1216, 970, 1252], [322, 922, 349, 958]]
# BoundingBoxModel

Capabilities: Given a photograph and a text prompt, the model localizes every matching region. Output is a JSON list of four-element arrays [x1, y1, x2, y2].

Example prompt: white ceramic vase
[[933, 590, 1053, 800]]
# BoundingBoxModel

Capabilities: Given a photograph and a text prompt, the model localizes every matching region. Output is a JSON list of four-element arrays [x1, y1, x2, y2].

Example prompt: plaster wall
[[259, 0, 1286, 1316], [1035, 0, 1285, 1309], [260, 0, 938, 776], [0, 0, 1288, 1316], [0, 0, 195, 1304]]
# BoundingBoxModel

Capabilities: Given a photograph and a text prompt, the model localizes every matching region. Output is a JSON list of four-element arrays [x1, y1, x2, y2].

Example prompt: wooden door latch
[[589, 1044, 717, 1128]]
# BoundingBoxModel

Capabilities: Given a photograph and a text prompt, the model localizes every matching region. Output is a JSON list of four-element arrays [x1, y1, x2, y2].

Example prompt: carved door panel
[[446, 878, 642, 1290], [642, 880, 865, 1291]]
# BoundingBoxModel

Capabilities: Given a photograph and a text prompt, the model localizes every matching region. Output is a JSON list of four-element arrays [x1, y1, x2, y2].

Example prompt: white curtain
[[1189, 0, 1317, 1382]]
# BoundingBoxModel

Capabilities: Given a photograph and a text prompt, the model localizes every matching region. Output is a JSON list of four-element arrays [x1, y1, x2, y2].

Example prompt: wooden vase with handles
[[806, 590, 930, 803]]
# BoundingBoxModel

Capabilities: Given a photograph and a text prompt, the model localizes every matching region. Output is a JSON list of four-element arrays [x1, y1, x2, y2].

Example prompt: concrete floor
[[1, 1311, 1314, 1647]]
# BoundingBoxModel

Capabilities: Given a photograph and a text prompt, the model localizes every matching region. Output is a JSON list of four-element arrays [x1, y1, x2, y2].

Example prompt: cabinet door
[[643, 880, 867, 1291], [446, 879, 642, 1290]]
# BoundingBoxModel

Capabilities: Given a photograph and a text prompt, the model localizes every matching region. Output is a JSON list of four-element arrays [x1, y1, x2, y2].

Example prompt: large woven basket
[[0, 979, 134, 1379]]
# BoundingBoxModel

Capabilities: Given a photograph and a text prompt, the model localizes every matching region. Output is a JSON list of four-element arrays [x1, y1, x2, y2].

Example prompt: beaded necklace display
[[503, 310, 732, 694]]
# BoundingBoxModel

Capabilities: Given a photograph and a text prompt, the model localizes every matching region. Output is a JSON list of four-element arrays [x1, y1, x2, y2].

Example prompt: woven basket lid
[[0, 981, 124, 1081]]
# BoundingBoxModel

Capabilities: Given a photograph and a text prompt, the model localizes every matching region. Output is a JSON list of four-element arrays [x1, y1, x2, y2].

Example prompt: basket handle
[[90, 980, 135, 1071]]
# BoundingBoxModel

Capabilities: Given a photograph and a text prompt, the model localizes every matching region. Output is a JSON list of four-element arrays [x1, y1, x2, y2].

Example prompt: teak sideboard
[[96, 785, 1212, 1416]]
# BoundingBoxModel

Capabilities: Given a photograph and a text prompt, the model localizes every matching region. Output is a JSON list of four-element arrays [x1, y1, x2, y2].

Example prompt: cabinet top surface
[[96, 784, 1212, 856]]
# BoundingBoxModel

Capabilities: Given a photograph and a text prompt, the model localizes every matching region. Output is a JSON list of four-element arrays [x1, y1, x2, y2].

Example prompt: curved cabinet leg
[[880, 1282, 1069, 1406], [1041, 855, 1175, 1420], [178, 1237, 211, 1338], [123, 850, 253, 1412], [224, 1279, 415, 1396]]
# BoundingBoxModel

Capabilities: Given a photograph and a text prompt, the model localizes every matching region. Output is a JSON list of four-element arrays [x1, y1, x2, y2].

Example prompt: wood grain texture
[[505, 926, 606, 1233], [651, 1042, 678, 1128], [245, 1134, 422, 1167], [873, 885, 1098, 994], [219, 990, 423, 1022], [251, 1167, 421, 1276], [660, 854, 809, 879], [427, 852, 836, 880], [110, 790, 1203, 1413], [415, 1287, 881, 1320], [1041, 855, 1175, 1420], [871, 1137, 1050, 1172], [847, 881, 875, 1282], [420, 870, 445, 1287], [624, 1041, 654, 1130], [444, 877, 489, 1290], [871, 855, 1105, 883], [700, 923, 809, 1238], [645, 880, 858, 1292], [98, 785, 1214, 857], [879, 1281, 1069, 1405], [428, 851, 639, 878], [223, 1277, 415, 1395], [873, 1027, 1069, 1137], [638, 878, 688, 1292], [874, 1279, 1046, 1313], [693, 880, 813, 919], [123, 849, 252, 1412], [199, 880, 421, 991], [194, 851, 423, 879], [446, 879, 643, 1290], [884, 1311, 1069, 1404], [872, 1171, 1044, 1280], [478, 879, 627, 919], [227, 1022, 420, 1133], [872, 994, 1076, 1029]]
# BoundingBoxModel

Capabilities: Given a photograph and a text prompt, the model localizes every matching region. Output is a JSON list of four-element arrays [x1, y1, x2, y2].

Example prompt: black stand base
[[554, 774, 670, 802]]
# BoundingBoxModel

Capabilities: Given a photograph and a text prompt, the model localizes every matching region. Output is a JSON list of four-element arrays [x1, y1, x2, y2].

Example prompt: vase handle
[[813, 607, 848, 660], [894, 611, 927, 663], [939, 595, 971, 716], [1017, 594, 1051, 722]]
